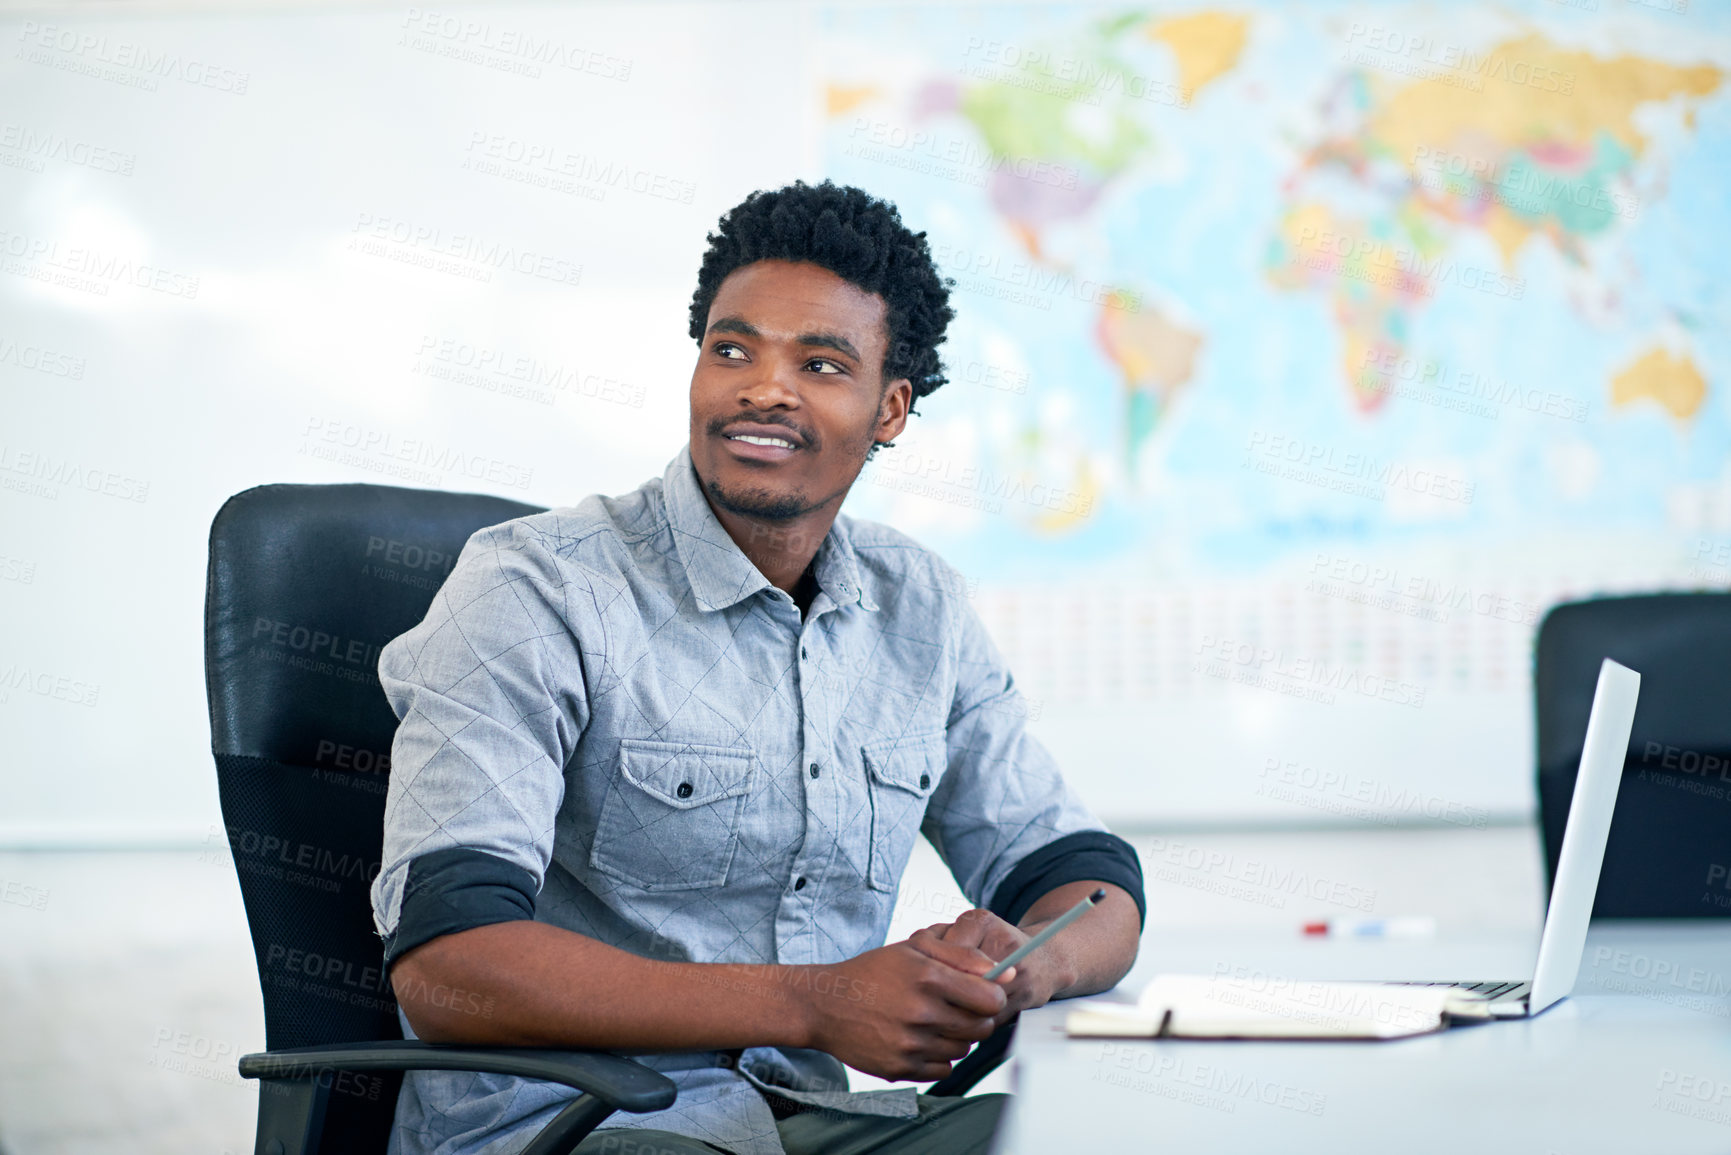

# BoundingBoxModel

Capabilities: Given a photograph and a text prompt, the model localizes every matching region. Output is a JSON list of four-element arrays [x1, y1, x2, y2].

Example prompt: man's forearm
[[391, 919, 824, 1052], [1015, 880, 1141, 999]]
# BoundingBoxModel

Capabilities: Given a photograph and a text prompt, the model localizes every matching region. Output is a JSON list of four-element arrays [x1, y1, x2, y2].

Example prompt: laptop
[[1388, 657, 1641, 1018]]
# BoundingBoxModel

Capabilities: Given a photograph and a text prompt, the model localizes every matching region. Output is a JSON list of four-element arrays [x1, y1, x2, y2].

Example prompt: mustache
[[709, 414, 816, 449]]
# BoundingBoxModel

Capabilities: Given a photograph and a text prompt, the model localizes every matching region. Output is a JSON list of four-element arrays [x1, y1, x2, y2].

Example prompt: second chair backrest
[[1535, 593, 1731, 918]]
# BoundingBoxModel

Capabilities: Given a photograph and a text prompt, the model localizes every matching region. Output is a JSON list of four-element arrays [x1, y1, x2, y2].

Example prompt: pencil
[[982, 887, 1107, 981]]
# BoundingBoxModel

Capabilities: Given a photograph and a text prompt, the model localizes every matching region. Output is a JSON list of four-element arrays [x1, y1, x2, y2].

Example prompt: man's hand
[[907, 908, 1080, 1032], [796, 938, 1011, 1082]]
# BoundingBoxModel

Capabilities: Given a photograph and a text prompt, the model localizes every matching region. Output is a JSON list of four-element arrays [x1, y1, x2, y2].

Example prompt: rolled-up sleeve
[[368, 520, 594, 966], [923, 592, 1146, 931]]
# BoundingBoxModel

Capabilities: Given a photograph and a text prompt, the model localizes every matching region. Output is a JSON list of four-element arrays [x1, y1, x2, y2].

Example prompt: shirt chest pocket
[[589, 738, 759, 892], [861, 732, 945, 892]]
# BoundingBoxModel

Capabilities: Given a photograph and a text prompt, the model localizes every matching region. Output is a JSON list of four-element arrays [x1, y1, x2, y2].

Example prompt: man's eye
[[805, 358, 842, 374], [713, 342, 746, 359]]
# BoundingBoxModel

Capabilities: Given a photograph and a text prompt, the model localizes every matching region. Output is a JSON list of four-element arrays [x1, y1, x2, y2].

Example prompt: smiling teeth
[[730, 435, 795, 448]]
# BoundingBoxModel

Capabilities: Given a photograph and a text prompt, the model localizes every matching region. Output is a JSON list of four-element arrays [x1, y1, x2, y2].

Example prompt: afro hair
[[687, 180, 956, 452]]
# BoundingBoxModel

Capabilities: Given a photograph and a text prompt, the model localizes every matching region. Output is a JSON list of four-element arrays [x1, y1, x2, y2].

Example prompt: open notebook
[[1065, 973, 1496, 1040]]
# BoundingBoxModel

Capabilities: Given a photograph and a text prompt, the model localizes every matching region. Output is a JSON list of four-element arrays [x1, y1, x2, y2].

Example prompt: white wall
[[0, 1, 819, 843]]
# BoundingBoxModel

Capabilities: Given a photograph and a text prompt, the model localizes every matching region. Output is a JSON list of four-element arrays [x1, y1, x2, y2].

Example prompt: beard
[[704, 413, 882, 522], [702, 475, 816, 522]]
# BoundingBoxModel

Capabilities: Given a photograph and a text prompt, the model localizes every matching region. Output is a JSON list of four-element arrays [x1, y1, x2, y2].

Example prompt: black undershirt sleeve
[[383, 846, 539, 968], [985, 830, 1147, 932]]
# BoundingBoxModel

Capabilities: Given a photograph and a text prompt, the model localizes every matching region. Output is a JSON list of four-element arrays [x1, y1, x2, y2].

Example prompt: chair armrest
[[239, 1039, 680, 1155], [239, 1038, 676, 1114]]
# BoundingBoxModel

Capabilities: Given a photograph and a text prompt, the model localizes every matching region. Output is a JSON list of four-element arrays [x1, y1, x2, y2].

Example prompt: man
[[369, 180, 1145, 1155]]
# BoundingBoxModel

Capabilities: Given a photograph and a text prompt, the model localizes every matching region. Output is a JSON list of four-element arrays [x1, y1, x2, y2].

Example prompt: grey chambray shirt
[[368, 442, 1128, 1155]]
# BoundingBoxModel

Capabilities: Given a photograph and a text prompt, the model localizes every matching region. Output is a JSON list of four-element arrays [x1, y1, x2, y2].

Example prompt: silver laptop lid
[[1528, 658, 1641, 1014]]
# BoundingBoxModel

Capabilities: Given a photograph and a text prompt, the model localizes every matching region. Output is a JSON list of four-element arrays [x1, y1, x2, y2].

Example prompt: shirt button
[[919, 773, 931, 789], [676, 782, 693, 799], [794, 876, 807, 891], [809, 763, 820, 779]]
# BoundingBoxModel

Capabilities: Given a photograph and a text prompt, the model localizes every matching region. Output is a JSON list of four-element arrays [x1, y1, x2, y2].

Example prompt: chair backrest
[[204, 482, 543, 1149], [1535, 593, 1731, 917]]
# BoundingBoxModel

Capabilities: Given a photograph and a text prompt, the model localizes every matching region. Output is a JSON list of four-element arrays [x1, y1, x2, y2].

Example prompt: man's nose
[[738, 359, 802, 409]]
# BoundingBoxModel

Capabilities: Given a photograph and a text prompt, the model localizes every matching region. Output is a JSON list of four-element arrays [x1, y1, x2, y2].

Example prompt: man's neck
[[702, 493, 839, 604]]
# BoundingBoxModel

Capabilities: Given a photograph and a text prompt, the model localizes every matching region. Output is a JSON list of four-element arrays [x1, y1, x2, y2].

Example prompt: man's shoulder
[[840, 514, 977, 606], [461, 477, 666, 577]]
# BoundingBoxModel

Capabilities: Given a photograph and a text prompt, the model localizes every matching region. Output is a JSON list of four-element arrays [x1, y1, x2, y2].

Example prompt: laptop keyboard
[[1390, 980, 1530, 1003]]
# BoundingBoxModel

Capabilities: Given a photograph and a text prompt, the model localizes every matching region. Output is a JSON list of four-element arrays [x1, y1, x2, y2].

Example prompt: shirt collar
[[662, 442, 878, 615]]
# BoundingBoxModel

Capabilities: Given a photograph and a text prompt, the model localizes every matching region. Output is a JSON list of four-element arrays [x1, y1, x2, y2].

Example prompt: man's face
[[689, 259, 910, 523]]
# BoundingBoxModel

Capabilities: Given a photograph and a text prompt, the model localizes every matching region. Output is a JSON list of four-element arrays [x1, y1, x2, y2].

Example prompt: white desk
[[992, 921, 1731, 1154]]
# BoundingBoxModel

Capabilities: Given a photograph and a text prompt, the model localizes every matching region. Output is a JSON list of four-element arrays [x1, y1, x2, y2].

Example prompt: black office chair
[[1535, 593, 1731, 917], [204, 482, 1008, 1155]]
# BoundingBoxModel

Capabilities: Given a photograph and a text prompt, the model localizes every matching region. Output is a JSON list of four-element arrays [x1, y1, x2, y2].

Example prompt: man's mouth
[[719, 422, 805, 462], [727, 433, 798, 449]]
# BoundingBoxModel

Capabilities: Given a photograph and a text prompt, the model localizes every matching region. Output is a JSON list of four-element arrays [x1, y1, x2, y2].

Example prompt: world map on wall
[[821, 4, 1729, 584]]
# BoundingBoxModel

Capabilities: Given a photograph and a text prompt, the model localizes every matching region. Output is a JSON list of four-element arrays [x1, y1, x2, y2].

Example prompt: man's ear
[[876, 378, 913, 445]]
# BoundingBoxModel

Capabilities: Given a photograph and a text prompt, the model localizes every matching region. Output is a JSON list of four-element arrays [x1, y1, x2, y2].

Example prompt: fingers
[[937, 908, 994, 950], [906, 929, 998, 978], [920, 954, 1009, 1018]]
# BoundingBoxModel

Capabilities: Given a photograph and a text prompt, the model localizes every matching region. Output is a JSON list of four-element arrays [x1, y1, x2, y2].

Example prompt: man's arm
[[391, 919, 1014, 1081], [907, 570, 1145, 1021], [1010, 878, 1141, 999], [907, 880, 1140, 1031], [371, 521, 1016, 1081]]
